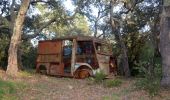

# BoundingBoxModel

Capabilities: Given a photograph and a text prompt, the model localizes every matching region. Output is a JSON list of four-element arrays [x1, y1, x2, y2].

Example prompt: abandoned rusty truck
[[36, 36, 117, 78]]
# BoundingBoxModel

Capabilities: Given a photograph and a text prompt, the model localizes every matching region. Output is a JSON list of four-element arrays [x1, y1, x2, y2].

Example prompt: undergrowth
[[0, 78, 26, 100], [135, 62, 162, 97], [94, 71, 107, 83], [92, 71, 122, 88], [19, 69, 35, 77], [104, 79, 122, 88]]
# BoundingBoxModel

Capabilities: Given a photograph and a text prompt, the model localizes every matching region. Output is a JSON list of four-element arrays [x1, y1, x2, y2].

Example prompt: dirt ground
[[0, 70, 170, 100]]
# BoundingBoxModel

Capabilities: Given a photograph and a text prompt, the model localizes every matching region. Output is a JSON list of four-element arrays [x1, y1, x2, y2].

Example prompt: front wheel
[[74, 69, 90, 79]]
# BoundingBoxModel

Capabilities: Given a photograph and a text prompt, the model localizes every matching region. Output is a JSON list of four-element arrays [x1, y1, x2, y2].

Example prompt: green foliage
[[125, 32, 147, 76], [94, 71, 107, 83], [34, 0, 92, 38], [70, 14, 91, 36], [164, 0, 170, 6], [0, 78, 26, 99], [139, 41, 155, 62], [49, 14, 91, 37], [0, 79, 19, 99], [0, 79, 16, 96], [129, 39, 161, 76], [131, 33, 162, 97], [102, 96, 110, 100], [111, 93, 120, 100], [103, 79, 122, 88], [135, 62, 162, 96], [21, 41, 37, 69], [0, 34, 9, 69], [135, 77, 160, 97]]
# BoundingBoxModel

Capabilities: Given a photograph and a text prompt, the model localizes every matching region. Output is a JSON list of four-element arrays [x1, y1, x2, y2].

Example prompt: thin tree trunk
[[6, 0, 30, 75], [110, 0, 130, 77], [160, 2, 170, 87], [94, 21, 98, 37], [9, 0, 16, 36], [118, 32, 131, 77]]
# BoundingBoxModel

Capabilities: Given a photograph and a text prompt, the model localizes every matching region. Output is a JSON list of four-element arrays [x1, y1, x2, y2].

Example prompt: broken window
[[95, 42, 112, 55]]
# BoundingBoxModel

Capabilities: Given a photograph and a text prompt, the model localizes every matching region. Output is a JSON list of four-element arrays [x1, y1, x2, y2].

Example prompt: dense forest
[[0, 0, 170, 99]]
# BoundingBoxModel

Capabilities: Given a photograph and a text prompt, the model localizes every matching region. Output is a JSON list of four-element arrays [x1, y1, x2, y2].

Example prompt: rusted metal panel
[[49, 63, 64, 75], [37, 54, 61, 63], [44, 36, 106, 43], [38, 41, 62, 54], [96, 54, 110, 75], [37, 41, 62, 63]]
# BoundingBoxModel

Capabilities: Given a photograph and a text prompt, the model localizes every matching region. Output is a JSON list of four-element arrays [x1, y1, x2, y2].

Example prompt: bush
[[135, 78, 160, 96], [104, 79, 122, 88], [20, 41, 37, 69], [0, 34, 9, 69], [94, 71, 107, 83], [135, 62, 162, 96]]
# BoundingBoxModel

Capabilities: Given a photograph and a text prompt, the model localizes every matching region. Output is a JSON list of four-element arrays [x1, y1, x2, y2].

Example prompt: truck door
[[95, 42, 112, 75]]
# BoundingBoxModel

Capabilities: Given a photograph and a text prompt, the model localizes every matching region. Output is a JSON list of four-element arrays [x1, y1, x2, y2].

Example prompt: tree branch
[[22, 18, 56, 39], [9, 0, 16, 35], [122, 0, 145, 14], [65, 0, 83, 20], [30, 0, 48, 5], [23, 0, 84, 40]]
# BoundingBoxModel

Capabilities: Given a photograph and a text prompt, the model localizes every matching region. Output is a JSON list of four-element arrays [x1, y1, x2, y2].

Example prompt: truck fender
[[74, 63, 93, 76]]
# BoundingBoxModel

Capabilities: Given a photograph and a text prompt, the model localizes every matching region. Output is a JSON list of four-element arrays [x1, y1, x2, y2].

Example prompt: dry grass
[[0, 70, 170, 100]]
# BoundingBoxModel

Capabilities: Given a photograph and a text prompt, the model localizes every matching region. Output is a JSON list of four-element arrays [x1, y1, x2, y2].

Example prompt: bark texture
[[71, 39, 77, 75], [160, 4, 170, 87], [6, 0, 30, 75], [110, 0, 130, 77]]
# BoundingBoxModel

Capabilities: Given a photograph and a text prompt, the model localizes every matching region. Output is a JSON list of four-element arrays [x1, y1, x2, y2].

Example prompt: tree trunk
[[6, 0, 30, 75], [118, 33, 131, 77], [160, 3, 170, 87], [110, 0, 130, 77], [94, 21, 98, 37]]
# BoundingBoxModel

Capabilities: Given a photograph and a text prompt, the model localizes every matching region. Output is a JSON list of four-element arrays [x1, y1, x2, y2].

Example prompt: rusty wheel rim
[[74, 69, 90, 79]]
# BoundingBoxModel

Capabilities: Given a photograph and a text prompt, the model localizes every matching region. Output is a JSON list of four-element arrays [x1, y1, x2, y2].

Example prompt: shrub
[[135, 62, 162, 97], [135, 77, 160, 96], [104, 79, 122, 88], [0, 34, 9, 69], [94, 71, 107, 83]]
